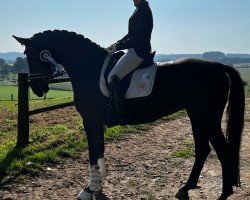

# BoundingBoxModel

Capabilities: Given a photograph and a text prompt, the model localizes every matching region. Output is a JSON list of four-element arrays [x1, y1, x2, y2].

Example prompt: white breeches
[[108, 48, 144, 83]]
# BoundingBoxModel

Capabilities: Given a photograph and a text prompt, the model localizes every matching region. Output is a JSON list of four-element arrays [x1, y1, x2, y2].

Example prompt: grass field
[[0, 85, 73, 100]]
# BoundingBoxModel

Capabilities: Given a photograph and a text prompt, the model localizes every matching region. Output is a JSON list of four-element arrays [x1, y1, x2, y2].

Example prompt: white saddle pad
[[125, 63, 158, 99], [99, 55, 158, 99]]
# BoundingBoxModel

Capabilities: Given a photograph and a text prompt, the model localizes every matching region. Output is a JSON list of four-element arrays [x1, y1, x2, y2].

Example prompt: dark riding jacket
[[115, 1, 153, 59]]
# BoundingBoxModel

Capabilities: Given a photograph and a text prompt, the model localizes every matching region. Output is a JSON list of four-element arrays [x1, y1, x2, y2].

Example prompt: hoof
[[77, 189, 93, 200], [217, 189, 234, 200], [77, 188, 108, 200], [175, 190, 189, 200]]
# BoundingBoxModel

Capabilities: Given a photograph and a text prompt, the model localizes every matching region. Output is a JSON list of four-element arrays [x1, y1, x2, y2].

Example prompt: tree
[[0, 58, 6, 67], [13, 57, 29, 73], [0, 65, 10, 76], [202, 51, 226, 60]]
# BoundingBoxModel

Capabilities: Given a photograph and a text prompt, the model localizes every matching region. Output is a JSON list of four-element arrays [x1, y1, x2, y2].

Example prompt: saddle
[[100, 51, 157, 99]]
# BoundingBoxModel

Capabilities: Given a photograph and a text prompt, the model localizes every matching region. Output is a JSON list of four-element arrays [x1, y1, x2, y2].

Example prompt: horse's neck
[[62, 50, 108, 91]]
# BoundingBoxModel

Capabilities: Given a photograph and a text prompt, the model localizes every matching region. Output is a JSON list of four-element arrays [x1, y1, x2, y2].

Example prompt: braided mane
[[31, 29, 104, 50]]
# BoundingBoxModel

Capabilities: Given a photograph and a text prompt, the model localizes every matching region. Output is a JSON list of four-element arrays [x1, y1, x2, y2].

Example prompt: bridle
[[28, 50, 67, 82]]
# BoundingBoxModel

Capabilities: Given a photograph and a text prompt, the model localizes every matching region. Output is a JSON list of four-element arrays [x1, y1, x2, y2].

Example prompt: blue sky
[[1, 0, 250, 54]]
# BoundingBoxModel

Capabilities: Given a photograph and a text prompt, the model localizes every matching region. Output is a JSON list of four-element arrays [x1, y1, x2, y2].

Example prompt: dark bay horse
[[14, 30, 244, 200]]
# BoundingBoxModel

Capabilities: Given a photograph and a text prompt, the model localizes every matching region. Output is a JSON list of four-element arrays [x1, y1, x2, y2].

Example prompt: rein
[[28, 50, 67, 82]]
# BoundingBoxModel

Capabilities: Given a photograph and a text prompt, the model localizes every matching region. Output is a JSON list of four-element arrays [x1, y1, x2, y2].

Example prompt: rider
[[107, 0, 153, 121]]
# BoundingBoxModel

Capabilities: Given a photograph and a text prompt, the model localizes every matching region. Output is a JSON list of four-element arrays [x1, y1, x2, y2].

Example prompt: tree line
[[0, 57, 28, 77]]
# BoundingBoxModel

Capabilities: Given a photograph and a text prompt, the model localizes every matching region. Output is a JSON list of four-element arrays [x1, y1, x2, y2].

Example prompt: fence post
[[17, 73, 29, 147]]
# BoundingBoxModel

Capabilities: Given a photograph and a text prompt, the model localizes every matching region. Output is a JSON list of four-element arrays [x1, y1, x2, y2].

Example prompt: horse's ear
[[12, 35, 31, 46]]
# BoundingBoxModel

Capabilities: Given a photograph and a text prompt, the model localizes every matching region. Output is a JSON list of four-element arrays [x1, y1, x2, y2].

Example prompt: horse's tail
[[224, 65, 245, 186]]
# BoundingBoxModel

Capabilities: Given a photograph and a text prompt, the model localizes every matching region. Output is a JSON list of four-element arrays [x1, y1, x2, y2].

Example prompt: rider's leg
[[108, 48, 143, 83], [108, 48, 143, 122]]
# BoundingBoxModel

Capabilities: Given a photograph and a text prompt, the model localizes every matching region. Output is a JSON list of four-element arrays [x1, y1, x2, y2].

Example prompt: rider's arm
[[117, 34, 129, 43], [116, 8, 152, 51]]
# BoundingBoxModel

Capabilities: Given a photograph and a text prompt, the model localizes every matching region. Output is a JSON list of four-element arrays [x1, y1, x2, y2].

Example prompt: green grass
[[173, 140, 195, 158], [0, 85, 73, 100], [174, 148, 193, 158]]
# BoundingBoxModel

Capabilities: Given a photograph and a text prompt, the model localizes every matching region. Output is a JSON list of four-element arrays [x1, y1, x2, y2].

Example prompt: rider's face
[[133, 0, 142, 7]]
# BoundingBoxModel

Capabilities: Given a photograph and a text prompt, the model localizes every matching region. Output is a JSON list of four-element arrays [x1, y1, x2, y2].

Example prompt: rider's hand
[[107, 44, 117, 53]]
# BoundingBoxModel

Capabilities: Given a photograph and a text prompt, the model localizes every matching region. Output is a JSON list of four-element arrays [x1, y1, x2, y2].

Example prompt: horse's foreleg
[[77, 165, 104, 200], [84, 119, 105, 165], [77, 119, 106, 200], [176, 130, 211, 200]]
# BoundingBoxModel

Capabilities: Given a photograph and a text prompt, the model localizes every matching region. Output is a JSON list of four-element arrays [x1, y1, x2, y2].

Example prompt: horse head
[[13, 30, 107, 98], [13, 32, 60, 97]]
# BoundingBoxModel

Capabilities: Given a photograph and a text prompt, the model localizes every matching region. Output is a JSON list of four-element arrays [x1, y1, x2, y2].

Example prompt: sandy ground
[[1, 107, 250, 199]]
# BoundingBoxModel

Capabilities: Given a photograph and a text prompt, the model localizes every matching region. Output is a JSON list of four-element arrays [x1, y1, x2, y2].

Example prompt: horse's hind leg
[[208, 127, 234, 200], [175, 124, 211, 200]]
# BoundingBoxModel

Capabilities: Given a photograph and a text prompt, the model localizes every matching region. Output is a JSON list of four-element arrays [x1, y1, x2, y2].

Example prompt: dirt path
[[1, 115, 249, 200]]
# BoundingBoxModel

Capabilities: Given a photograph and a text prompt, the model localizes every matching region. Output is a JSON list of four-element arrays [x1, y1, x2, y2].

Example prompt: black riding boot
[[108, 76, 125, 124]]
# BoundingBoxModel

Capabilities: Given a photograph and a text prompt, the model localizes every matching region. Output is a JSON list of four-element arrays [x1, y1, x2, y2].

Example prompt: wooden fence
[[17, 73, 74, 147]]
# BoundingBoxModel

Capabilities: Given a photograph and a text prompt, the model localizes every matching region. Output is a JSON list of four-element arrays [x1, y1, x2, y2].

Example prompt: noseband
[[28, 50, 67, 82]]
